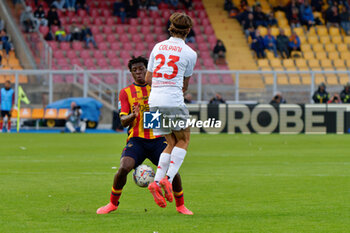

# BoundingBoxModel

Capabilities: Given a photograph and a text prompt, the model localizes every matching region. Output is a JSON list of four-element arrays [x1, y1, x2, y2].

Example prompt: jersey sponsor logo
[[143, 110, 161, 129]]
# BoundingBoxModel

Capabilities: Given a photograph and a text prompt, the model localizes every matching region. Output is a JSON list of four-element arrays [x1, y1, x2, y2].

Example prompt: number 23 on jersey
[[152, 54, 180, 79]]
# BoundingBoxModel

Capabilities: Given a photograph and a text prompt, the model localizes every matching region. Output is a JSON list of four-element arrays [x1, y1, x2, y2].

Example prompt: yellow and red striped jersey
[[119, 83, 159, 141]]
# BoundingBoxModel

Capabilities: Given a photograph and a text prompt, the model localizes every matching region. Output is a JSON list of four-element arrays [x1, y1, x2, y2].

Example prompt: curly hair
[[128, 56, 148, 71], [168, 12, 193, 38]]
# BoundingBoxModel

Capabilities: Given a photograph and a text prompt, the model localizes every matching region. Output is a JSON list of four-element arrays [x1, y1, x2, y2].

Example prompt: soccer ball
[[133, 165, 155, 187]]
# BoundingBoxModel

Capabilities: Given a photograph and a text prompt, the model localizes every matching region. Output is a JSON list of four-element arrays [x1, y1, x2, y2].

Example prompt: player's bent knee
[[117, 166, 132, 177]]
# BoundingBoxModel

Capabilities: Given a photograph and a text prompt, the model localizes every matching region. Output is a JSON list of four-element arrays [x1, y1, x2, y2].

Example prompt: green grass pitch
[[1, 133, 350, 233]]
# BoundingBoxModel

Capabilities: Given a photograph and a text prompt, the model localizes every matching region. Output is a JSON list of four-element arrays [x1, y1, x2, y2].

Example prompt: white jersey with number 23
[[147, 37, 197, 107]]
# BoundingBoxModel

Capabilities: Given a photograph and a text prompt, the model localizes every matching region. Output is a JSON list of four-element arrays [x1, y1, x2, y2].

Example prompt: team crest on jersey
[[143, 110, 161, 129], [127, 143, 133, 147]]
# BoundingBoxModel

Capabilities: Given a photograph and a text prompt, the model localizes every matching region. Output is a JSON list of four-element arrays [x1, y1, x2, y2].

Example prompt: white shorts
[[150, 106, 190, 136]]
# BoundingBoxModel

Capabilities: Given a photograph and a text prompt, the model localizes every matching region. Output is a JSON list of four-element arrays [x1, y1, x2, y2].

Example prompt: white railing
[[1, 69, 350, 108]]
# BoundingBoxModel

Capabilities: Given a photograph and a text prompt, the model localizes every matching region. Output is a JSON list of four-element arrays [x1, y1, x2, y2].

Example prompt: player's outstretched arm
[[120, 103, 139, 128], [145, 71, 152, 86]]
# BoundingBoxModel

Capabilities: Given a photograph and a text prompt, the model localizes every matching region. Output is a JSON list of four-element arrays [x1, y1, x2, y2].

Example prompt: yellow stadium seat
[[282, 59, 295, 69], [333, 59, 346, 69], [20, 108, 32, 119], [328, 51, 340, 60], [317, 26, 328, 36], [270, 59, 283, 69], [332, 36, 343, 44], [304, 51, 315, 59], [320, 36, 330, 44], [344, 36, 350, 44], [290, 50, 302, 58], [323, 69, 338, 85], [325, 44, 336, 52], [340, 52, 350, 59], [259, 27, 268, 36], [275, 11, 285, 19], [296, 59, 308, 69], [44, 109, 58, 119], [337, 43, 348, 52], [308, 27, 317, 36], [320, 59, 332, 68], [293, 27, 304, 36], [271, 27, 279, 37], [284, 27, 292, 36], [266, 50, 275, 59], [31, 109, 44, 119], [57, 109, 69, 119], [298, 35, 306, 44], [313, 43, 324, 52], [258, 59, 269, 68], [296, 59, 311, 84], [329, 27, 340, 36], [315, 51, 327, 59], [308, 36, 319, 44], [308, 59, 321, 69], [278, 18, 289, 27], [301, 44, 312, 52], [283, 59, 300, 84]]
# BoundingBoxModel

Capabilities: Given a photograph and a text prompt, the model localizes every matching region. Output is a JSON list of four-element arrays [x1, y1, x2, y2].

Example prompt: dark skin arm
[[120, 103, 140, 128], [183, 76, 191, 93], [145, 71, 152, 86]]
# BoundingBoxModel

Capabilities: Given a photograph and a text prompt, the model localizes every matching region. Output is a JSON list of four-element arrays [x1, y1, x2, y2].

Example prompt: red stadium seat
[[157, 34, 168, 41], [150, 11, 160, 18], [99, 42, 109, 50], [141, 27, 151, 34], [104, 76, 117, 84], [161, 10, 171, 19], [142, 18, 151, 26], [106, 17, 115, 26], [123, 42, 134, 51], [154, 27, 163, 35], [204, 26, 214, 35], [103, 26, 114, 34], [198, 11, 207, 19], [102, 9, 112, 17], [135, 43, 146, 51], [94, 50, 104, 59], [60, 42, 70, 51], [196, 35, 206, 43], [145, 34, 155, 43], [110, 42, 120, 50], [120, 50, 131, 60], [90, 8, 99, 18], [106, 34, 116, 43], [39, 26, 49, 35], [72, 41, 83, 50], [97, 59, 109, 68], [198, 43, 208, 52], [80, 50, 91, 59], [53, 51, 64, 59], [158, 3, 168, 10], [132, 34, 142, 43], [66, 50, 77, 59], [90, 26, 100, 35], [84, 58, 95, 67], [47, 41, 58, 50], [116, 26, 125, 34], [119, 34, 129, 43], [93, 17, 103, 25], [95, 34, 104, 43], [78, 9, 87, 17], [110, 58, 122, 68], [128, 25, 138, 34], [57, 58, 68, 66], [71, 58, 82, 66], [138, 10, 147, 18], [154, 20, 163, 27], [223, 75, 234, 84], [107, 51, 118, 59], [129, 18, 138, 26]]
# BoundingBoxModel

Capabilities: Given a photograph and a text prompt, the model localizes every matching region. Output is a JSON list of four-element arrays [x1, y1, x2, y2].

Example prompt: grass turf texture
[[0, 134, 350, 233]]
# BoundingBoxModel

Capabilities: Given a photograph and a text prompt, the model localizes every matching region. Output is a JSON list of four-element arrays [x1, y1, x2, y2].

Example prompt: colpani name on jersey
[[159, 44, 183, 53], [163, 118, 222, 129]]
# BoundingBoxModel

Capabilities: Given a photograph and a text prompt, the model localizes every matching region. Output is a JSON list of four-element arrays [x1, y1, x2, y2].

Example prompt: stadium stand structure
[[24, 0, 233, 88]]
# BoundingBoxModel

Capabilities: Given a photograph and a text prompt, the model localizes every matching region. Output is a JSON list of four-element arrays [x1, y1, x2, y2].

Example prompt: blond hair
[[168, 12, 193, 38]]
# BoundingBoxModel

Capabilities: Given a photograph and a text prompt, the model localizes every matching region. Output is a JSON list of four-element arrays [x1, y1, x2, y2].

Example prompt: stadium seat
[[66, 50, 77, 59], [107, 50, 118, 59], [319, 36, 330, 44], [44, 109, 58, 119], [31, 109, 44, 119], [308, 59, 320, 69], [332, 36, 343, 44], [308, 36, 319, 44], [301, 44, 312, 52], [344, 36, 350, 44], [308, 27, 317, 36], [298, 35, 306, 44], [72, 42, 83, 50], [328, 51, 339, 60], [97, 59, 109, 68], [293, 27, 304, 36], [80, 50, 90, 59], [325, 44, 336, 52], [110, 58, 122, 68], [94, 50, 104, 59], [303, 51, 315, 59], [313, 43, 324, 52], [132, 34, 142, 43], [316, 26, 328, 36], [315, 51, 327, 59], [270, 59, 282, 69], [329, 27, 340, 36], [110, 42, 120, 50], [337, 43, 348, 52], [258, 59, 269, 69], [340, 52, 350, 59], [99, 42, 109, 51]]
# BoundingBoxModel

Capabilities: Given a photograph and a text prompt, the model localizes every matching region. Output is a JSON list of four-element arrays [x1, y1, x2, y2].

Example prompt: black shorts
[[121, 137, 167, 168], [1, 111, 11, 118]]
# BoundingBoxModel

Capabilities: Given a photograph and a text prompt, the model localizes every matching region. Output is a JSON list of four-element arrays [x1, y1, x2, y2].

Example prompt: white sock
[[154, 153, 171, 183], [166, 147, 187, 183]]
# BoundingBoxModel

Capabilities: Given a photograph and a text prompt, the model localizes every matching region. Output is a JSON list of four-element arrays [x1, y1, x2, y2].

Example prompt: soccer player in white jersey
[[145, 12, 197, 209]]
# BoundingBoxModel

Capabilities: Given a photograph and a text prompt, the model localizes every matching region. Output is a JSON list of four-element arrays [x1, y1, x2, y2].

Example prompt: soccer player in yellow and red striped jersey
[[96, 56, 192, 215]]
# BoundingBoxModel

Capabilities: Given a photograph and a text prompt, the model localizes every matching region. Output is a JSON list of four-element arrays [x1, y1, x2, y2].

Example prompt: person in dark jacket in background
[[210, 93, 226, 104], [47, 6, 61, 28], [340, 82, 350, 103], [277, 28, 290, 58], [213, 39, 226, 62], [251, 30, 265, 58], [34, 5, 48, 26], [81, 23, 97, 48], [124, 0, 138, 18], [312, 83, 330, 103]]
